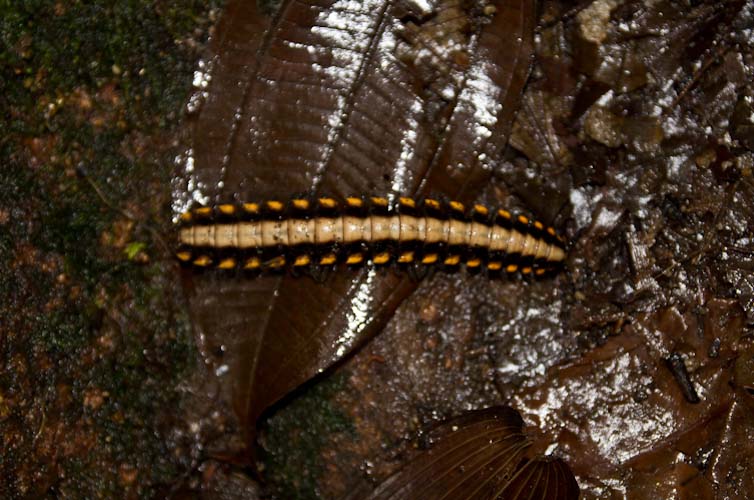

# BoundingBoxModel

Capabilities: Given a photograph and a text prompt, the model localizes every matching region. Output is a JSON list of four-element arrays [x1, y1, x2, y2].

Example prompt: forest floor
[[2, 1, 753, 499]]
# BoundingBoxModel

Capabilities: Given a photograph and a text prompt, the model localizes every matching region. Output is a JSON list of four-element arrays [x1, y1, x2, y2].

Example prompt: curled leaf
[[360, 407, 579, 500]]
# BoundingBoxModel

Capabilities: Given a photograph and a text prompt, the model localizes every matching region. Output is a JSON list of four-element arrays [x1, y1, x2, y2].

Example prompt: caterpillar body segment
[[176, 197, 567, 276]]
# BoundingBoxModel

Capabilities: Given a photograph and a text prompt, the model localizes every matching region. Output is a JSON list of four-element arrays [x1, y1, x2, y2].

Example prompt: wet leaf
[[255, 1, 754, 496], [175, 0, 536, 457], [510, 90, 574, 168], [357, 406, 578, 500]]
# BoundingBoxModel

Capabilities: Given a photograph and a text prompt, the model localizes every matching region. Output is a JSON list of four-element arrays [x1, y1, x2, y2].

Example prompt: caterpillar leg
[[407, 260, 430, 282], [308, 264, 332, 284]]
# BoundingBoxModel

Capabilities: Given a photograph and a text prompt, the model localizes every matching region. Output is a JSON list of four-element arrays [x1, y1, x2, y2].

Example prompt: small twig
[[665, 352, 700, 404], [77, 166, 137, 220], [665, 44, 730, 112], [651, 179, 740, 280], [77, 165, 172, 256], [33, 409, 46, 443]]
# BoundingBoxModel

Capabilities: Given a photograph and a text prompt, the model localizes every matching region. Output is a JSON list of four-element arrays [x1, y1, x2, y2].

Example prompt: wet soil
[[3, 1, 754, 499], [0, 1, 226, 497], [256, 1, 754, 499]]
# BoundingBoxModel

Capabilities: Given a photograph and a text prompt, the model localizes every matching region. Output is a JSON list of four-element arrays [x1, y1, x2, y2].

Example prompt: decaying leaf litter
[[175, 0, 536, 463], [170, 0, 754, 498], [3, 0, 752, 497]]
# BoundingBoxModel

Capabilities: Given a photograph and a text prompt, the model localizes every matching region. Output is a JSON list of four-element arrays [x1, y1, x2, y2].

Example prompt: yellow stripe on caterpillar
[[193, 255, 212, 267], [373, 252, 390, 264], [346, 253, 364, 265], [399, 197, 415, 208], [244, 257, 261, 269], [267, 255, 286, 268], [177, 198, 568, 275], [449, 201, 464, 212], [444, 255, 461, 265], [320, 254, 337, 265], [398, 251, 414, 263], [217, 258, 236, 269], [421, 253, 438, 264], [293, 255, 311, 266]]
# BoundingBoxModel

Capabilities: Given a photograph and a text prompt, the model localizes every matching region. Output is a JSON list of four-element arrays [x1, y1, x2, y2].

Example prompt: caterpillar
[[176, 196, 566, 276]]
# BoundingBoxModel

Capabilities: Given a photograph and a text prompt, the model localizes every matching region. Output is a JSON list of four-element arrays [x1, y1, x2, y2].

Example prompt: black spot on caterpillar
[[176, 196, 567, 276]]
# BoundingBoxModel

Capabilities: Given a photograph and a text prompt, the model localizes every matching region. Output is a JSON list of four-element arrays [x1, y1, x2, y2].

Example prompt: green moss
[[0, 0, 214, 124], [260, 375, 355, 500], [0, 0, 224, 496]]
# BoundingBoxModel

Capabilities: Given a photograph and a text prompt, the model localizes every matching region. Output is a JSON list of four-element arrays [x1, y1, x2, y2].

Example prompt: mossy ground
[[0, 1, 223, 496], [259, 375, 356, 500]]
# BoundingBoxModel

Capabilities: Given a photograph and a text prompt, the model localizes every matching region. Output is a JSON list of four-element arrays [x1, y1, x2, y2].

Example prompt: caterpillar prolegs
[[176, 196, 567, 277]]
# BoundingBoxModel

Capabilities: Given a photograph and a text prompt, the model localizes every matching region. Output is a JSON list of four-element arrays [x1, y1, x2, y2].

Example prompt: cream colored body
[[180, 215, 565, 262]]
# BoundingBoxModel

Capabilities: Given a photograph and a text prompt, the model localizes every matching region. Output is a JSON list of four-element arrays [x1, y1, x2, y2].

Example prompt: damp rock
[[584, 106, 623, 147], [577, 0, 620, 45]]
